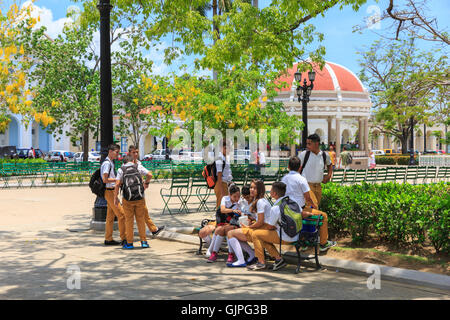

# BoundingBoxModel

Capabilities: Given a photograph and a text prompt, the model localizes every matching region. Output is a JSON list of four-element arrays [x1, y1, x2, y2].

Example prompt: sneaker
[[246, 257, 258, 266], [300, 246, 308, 252], [226, 253, 235, 263], [272, 258, 287, 271], [104, 240, 120, 246], [152, 226, 165, 236], [141, 241, 150, 248], [227, 262, 247, 267], [120, 239, 127, 246], [123, 242, 134, 249], [247, 262, 266, 271], [205, 250, 212, 258], [207, 251, 218, 263], [319, 240, 337, 252]]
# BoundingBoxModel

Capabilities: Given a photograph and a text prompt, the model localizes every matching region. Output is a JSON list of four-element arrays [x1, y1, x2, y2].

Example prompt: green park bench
[[194, 215, 324, 274], [365, 169, 378, 184], [353, 169, 367, 184], [415, 166, 427, 184], [331, 169, 345, 183], [425, 166, 437, 184], [160, 170, 191, 214], [187, 173, 213, 212], [405, 166, 418, 184]]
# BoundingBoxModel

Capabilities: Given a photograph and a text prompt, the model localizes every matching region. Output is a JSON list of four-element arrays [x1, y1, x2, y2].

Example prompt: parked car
[[382, 149, 401, 155], [0, 145, 18, 159], [143, 149, 171, 161], [17, 148, 44, 159], [45, 150, 72, 162], [75, 151, 101, 162], [234, 149, 251, 163], [371, 149, 385, 156]]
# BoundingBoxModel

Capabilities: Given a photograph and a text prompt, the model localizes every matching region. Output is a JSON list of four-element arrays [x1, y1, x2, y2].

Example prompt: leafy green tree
[[358, 37, 448, 153]]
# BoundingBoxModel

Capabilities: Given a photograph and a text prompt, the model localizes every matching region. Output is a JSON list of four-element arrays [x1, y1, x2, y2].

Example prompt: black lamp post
[[408, 116, 416, 166], [294, 69, 316, 150], [91, 0, 114, 231]]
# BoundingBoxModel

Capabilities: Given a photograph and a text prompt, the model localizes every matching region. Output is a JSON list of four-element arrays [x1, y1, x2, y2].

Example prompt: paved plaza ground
[[0, 185, 449, 300]]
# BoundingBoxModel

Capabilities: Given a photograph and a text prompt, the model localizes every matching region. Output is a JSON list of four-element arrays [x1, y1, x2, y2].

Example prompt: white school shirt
[[281, 171, 311, 208], [266, 197, 300, 243], [100, 157, 116, 188], [116, 162, 149, 183], [220, 195, 241, 210], [299, 150, 331, 183], [215, 153, 233, 183], [259, 152, 266, 165], [254, 198, 272, 223]]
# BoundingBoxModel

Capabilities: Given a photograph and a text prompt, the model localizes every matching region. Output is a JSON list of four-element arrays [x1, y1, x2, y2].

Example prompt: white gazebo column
[[364, 118, 369, 152], [358, 118, 364, 150], [336, 117, 341, 159], [327, 117, 332, 145]]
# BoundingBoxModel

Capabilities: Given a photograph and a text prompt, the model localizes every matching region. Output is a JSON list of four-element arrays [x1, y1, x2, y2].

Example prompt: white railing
[[419, 155, 450, 167]]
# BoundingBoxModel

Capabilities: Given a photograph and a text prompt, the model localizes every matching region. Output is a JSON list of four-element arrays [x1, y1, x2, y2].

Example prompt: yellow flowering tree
[[0, 1, 47, 133]]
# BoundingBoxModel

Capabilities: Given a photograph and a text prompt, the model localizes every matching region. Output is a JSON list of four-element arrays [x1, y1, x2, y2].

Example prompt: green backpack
[[279, 196, 303, 238]]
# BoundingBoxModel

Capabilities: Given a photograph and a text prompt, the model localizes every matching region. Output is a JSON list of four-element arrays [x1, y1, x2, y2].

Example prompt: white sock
[[227, 238, 234, 253], [206, 234, 217, 256], [212, 235, 224, 253], [228, 238, 245, 265], [203, 235, 211, 248], [239, 241, 255, 262]]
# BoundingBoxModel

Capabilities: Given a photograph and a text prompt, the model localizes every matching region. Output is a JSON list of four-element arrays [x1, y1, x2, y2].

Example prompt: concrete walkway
[[0, 185, 449, 300]]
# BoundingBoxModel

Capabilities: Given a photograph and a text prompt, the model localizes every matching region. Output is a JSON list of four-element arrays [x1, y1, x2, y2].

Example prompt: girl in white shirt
[[206, 185, 242, 263], [226, 179, 274, 267]]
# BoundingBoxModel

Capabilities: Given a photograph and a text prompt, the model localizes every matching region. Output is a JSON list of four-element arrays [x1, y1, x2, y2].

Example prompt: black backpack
[[121, 164, 144, 201], [89, 168, 105, 197], [89, 159, 114, 197], [300, 150, 328, 174]]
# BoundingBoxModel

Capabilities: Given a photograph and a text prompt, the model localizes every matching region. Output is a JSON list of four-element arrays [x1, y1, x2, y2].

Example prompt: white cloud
[[21, 1, 75, 40]]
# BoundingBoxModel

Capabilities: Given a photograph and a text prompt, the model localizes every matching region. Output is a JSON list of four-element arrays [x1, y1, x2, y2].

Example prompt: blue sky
[[14, 0, 450, 79]]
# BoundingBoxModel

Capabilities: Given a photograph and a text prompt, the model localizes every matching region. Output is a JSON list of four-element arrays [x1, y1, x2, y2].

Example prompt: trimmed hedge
[[375, 155, 414, 165], [320, 182, 450, 253]]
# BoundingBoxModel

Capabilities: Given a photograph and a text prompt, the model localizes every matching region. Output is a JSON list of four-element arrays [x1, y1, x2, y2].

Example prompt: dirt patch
[[315, 236, 450, 276]]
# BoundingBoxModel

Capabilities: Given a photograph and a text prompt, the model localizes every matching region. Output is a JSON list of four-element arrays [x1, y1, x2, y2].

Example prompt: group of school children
[[199, 155, 336, 271]]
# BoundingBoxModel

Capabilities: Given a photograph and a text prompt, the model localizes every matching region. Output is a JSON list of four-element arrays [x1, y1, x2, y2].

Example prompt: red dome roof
[[275, 61, 365, 92]]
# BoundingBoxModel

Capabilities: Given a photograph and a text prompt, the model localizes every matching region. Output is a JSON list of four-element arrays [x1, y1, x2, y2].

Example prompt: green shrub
[[375, 156, 396, 165], [321, 182, 450, 253]]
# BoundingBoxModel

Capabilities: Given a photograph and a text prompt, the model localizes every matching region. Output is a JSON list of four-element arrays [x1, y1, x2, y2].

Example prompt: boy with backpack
[[213, 140, 233, 210], [128, 145, 165, 237], [299, 133, 333, 208], [248, 181, 314, 271], [114, 154, 153, 249]]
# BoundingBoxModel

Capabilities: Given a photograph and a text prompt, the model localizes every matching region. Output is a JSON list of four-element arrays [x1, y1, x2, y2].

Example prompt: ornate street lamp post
[[91, 0, 114, 230], [294, 69, 316, 150]]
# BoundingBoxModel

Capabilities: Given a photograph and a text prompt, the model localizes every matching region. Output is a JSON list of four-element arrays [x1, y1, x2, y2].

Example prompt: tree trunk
[[253, 0, 258, 8], [83, 129, 89, 162], [212, 0, 218, 81]]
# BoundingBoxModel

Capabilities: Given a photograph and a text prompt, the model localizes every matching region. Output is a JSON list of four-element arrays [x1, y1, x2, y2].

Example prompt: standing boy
[[114, 154, 153, 249], [214, 140, 233, 210], [299, 134, 333, 207], [102, 144, 126, 246], [128, 145, 165, 236]]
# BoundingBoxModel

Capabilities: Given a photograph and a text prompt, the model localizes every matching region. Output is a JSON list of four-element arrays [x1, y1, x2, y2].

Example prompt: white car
[[233, 149, 251, 163], [372, 150, 385, 156], [143, 149, 171, 161], [74, 151, 101, 162], [45, 150, 70, 162]]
